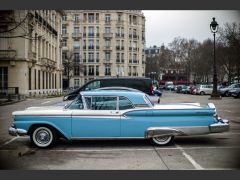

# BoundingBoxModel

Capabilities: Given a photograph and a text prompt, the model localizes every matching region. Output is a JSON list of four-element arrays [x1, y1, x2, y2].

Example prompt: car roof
[[80, 90, 147, 104]]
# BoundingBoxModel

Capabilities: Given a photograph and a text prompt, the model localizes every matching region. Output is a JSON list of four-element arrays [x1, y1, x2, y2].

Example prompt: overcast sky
[[142, 10, 240, 47]]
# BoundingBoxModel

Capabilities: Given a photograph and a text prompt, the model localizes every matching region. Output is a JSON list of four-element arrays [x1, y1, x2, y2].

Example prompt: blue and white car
[[9, 90, 229, 148]]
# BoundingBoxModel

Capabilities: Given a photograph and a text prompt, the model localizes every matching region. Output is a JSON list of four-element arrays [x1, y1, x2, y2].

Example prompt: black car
[[63, 77, 153, 101]]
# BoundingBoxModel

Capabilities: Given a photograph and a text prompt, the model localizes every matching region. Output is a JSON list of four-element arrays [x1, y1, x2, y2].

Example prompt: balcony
[[105, 21, 111, 25], [104, 46, 112, 51], [62, 33, 69, 38], [62, 21, 69, 25], [116, 59, 124, 64], [116, 46, 124, 51], [103, 33, 113, 38], [72, 33, 82, 39], [88, 33, 94, 37], [0, 50, 16, 60], [103, 59, 112, 64], [41, 57, 56, 69], [62, 46, 68, 51], [28, 52, 37, 63], [116, 20, 124, 26]]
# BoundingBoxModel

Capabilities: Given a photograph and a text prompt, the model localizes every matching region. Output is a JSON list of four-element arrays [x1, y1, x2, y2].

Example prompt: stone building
[[62, 10, 146, 89], [0, 10, 64, 97]]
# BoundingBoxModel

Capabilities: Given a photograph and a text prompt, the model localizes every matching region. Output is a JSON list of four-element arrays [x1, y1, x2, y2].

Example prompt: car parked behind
[[218, 83, 240, 97], [63, 77, 153, 101], [230, 86, 240, 98], [195, 84, 213, 95]]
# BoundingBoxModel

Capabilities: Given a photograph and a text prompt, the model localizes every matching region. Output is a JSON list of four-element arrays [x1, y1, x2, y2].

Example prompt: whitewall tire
[[30, 126, 57, 148], [151, 136, 174, 146]]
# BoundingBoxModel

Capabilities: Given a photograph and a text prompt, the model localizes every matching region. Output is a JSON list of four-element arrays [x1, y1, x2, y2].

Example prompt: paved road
[[0, 92, 240, 169]]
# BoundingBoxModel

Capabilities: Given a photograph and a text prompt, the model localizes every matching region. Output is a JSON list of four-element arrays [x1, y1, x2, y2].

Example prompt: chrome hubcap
[[35, 130, 51, 145], [155, 136, 169, 142]]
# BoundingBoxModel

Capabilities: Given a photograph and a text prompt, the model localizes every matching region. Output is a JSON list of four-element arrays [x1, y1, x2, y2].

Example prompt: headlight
[[63, 96, 69, 101]]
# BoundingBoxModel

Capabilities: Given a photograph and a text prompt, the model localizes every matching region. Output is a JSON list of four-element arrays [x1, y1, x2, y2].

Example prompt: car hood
[[153, 103, 202, 109]]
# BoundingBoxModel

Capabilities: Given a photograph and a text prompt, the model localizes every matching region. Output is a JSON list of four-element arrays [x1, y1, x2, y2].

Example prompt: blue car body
[[9, 90, 229, 147]]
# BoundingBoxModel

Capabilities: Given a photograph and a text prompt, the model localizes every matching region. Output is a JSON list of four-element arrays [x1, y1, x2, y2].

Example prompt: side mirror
[[85, 87, 89, 91], [64, 104, 68, 109]]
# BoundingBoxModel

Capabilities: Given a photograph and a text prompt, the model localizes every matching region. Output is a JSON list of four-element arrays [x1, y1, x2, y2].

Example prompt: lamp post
[[209, 17, 221, 99]]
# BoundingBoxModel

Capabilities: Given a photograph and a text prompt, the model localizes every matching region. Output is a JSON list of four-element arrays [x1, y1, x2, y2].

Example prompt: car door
[[71, 96, 121, 138]]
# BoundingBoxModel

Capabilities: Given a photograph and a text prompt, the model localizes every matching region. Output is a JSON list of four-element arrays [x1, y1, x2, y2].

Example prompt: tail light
[[150, 84, 153, 95]]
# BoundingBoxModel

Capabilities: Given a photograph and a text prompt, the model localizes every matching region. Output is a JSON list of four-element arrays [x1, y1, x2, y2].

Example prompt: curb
[[0, 99, 26, 106]]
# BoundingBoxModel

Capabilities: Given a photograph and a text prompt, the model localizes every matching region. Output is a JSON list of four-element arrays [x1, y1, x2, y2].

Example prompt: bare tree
[[62, 51, 83, 88]]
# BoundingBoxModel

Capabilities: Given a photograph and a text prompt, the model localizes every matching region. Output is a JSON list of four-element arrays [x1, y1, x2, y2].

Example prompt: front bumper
[[8, 127, 27, 136], [209, 119, 229, 133]]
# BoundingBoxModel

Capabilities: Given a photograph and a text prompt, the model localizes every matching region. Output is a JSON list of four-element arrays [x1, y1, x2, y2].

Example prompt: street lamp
[[209, 17, 221, 99]]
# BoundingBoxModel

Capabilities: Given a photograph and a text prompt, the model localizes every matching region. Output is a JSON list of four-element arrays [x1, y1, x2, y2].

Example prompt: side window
[[119, 96, 134, 110], [68, 96, 84, 109], [85, 96, 117, 110], [84, 80, 101, 91]]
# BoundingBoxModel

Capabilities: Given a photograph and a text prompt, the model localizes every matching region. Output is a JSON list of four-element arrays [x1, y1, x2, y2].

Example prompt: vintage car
[[9, 90, 229, 148]]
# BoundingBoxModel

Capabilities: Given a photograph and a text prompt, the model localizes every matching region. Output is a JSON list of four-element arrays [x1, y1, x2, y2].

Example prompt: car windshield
[[66, 95, 84, 109], [144, 95, 153, 107]]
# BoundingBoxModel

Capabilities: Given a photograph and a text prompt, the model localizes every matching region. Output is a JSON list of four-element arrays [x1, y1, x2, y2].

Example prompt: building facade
[[145, 45, 161, 57], [62, 10, 146, 89], [0, 10, 64, 97]]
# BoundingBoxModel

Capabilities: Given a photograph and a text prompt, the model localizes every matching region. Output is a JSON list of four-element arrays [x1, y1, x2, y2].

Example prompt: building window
[[74, 53, 80, 63], [105, 27, 111, 33], [73, 41, 80, 50], [96, 13, 99, 23], [74, 79, 80, 88], [88, 39, 94, 50], [105, 14, 111, 22], [83, 66, 87, 76], [74, 27, 80, 34], [105, 65, 111, 76], [88, 52, 94, 62], [38, 70, 41, 90], [62, 26, 67, 34], [62, 15, 67, 21], [88, 13, 94, 23], [74, 66, 80, 76], [62, 39, 67, 47], [105, 40, 111, 47], [34, 69, 36, 90], [88, 26, 94, 37], [42, 71, 45, 89], [88, 65, 94, 76], [96, 52, 99, 62], [105, 52, 111, 61], [96, 66, 99, 76], [74, 14, 80, 22], [28, 68, 32, 90]]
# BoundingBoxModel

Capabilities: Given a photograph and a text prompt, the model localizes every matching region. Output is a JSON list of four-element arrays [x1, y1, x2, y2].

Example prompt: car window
[[119, 96, 134, 110], [68, 96, 84, 109], [84, 80, 101, 91], [85, 96, 117, 110]]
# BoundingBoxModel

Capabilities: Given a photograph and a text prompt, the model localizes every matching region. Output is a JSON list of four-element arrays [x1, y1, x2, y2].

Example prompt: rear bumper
[[8, 127, 27, 136], [209, 119, 229, 133]]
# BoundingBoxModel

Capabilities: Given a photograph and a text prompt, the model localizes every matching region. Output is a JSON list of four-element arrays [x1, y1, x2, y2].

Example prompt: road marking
[[0, 136, 19, 147], [41, 101, 51, 104], [176, 144, 204, 170]]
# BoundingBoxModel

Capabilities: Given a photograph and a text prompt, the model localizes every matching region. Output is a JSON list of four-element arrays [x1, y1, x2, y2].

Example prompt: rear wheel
[[30, 126, 57, 148], [150, 136, 174, 146], [225, 91, 229, 97]]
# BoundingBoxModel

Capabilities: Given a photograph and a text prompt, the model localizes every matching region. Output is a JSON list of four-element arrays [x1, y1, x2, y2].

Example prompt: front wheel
[[150, 135, 174, 146], [30, 126, 57, 148]]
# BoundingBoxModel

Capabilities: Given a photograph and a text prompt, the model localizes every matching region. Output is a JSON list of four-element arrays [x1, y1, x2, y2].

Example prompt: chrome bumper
[[8, 127, 27, 136], [209, 119, 229, 133]]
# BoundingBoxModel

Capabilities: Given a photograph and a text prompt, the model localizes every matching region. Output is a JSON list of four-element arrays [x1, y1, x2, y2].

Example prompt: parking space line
[[0, 136, 19, 147], [176, 144, 204, 170], [41, 101, 51, 104]]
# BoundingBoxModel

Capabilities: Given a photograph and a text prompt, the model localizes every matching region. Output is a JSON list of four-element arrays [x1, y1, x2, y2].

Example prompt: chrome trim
[[144, 127, 184, 138], [71, 137, 145, 140], [209, 119, 229, 133], [8, 127, 27, 136]]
